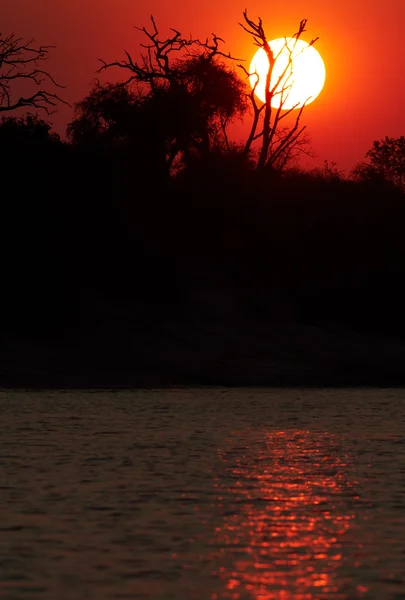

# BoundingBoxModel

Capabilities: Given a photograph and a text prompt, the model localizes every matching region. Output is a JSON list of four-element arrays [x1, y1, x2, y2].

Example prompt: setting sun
[[249, 38, 326, 109]]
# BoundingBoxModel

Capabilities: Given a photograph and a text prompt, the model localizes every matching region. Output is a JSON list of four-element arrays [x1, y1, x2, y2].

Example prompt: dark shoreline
[[2, 319, 405, 389]]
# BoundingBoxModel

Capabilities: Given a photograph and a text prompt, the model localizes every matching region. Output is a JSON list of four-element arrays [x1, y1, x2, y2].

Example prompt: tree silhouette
[[0, 114, 60, 145], [166, 55, 247, 158], [0, 33, 67, 113], [365, 137, 405, 190], [97, 16, 247, 168], [239, 11, 317, 171], [67, 83, 141, 147], [351, 137, 405, 192], [67, 81, 177, 180]]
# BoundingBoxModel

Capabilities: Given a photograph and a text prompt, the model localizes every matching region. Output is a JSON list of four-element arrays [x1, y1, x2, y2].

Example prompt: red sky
[[3, 0, 405, 172]]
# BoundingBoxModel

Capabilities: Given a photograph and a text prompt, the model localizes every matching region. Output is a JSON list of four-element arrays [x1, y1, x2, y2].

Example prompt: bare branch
[[240, 11, 318, 171], [98, 16, 204, 91], [0, 32, 68, 113], [194, 35, 243, 62], [238, 63, 264, 156]]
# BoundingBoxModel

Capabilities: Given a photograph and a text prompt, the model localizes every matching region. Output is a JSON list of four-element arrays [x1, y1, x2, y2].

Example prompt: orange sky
[[3, 0, 405, 172]]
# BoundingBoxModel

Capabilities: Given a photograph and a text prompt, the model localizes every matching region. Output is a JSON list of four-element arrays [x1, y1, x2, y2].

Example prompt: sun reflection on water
[[210, 430, 367, 600]]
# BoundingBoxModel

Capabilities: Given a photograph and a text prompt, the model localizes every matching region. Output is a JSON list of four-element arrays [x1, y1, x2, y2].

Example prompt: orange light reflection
[[211, 430, 366, 600]]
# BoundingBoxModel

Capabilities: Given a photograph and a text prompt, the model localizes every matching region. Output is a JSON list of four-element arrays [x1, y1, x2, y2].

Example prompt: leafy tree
[[66, 82, 175, 181], [364, 136, 405, 190], [97, 17, 247, 167], [67, 83, 141, 147], [0, 114, 60, 146], [165, 55, 247, 157]]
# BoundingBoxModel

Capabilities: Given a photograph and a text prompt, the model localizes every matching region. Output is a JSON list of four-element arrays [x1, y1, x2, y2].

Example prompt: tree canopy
[[366, 136, 405, 190]]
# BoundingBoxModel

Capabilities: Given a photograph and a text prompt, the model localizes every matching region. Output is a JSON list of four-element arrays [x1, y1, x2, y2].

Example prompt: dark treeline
[[1, 111, 405, 346]]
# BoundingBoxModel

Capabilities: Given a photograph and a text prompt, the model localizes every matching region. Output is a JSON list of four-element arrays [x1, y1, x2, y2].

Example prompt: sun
[[249, 38, 326, 110]]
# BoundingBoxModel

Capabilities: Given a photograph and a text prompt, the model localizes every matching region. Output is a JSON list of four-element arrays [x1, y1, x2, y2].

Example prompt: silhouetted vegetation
[[238, 11, 317, 170], [2, 16, 405, 385], [97, 17, 248, 170], [352, 136, 405, 191]]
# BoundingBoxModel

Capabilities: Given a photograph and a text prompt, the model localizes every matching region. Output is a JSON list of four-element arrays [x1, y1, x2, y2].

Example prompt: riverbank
[[1, 311, 405, 388]]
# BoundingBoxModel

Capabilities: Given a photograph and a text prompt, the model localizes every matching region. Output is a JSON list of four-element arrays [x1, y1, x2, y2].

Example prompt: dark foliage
[[352, 136, 405, 191], [2, 108, 405, 351], [96, 18, 248, 169]]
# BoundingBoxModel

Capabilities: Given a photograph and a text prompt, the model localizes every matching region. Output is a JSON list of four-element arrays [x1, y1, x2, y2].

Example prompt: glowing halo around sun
[[249, 38, 326, 109]]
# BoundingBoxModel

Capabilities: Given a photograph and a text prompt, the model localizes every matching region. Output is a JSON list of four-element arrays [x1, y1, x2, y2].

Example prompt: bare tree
[[0, 33, 66, 114], [239, 10, 318, 171]]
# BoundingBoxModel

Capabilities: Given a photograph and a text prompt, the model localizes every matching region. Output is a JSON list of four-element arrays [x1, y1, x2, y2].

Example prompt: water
[[0, 388, 404, 600]]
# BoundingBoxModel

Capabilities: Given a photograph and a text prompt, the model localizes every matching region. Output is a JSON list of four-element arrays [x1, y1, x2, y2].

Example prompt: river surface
[[0, 388, 404, 600]]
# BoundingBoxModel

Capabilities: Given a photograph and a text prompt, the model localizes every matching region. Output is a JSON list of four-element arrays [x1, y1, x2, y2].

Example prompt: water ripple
[[0, 388, 404, 599]]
